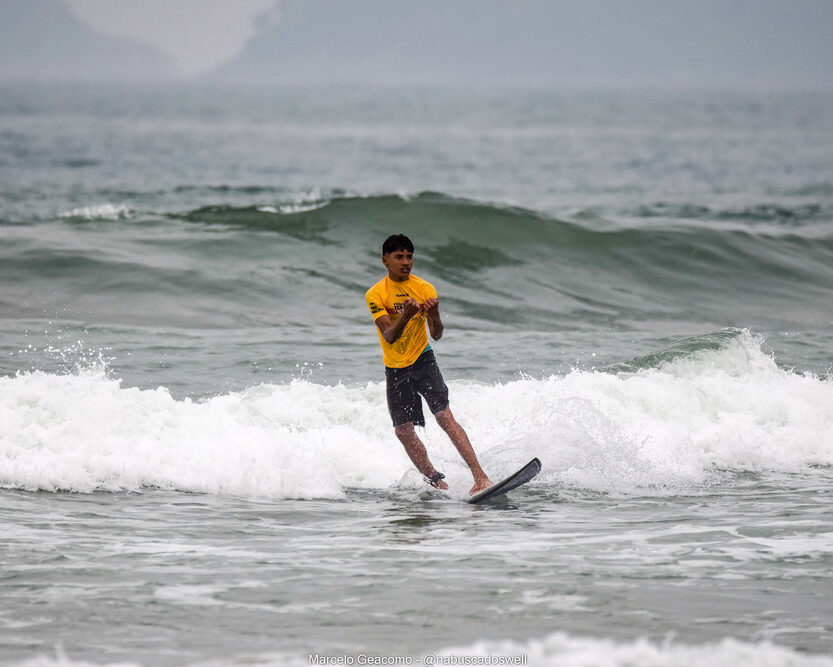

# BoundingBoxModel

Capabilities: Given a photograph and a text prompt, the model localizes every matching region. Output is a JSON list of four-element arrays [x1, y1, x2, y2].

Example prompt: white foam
[[445, 334, 833, 493], [278, 201, 328, 214], [434, 632, 833, 667], [0, 370, 404, 499], [1, 332, 832, 498], [59, 203, 132, 220], [14, 632, 831, 667], [257, 190, 329, 214]]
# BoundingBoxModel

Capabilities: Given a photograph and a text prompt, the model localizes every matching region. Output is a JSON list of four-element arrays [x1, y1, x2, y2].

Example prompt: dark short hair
[[382, 234, 414, 255]]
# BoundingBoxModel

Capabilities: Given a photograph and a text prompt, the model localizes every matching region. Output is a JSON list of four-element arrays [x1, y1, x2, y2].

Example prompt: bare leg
[[434, 407, 492, 495], [394, 422, 449, 490]]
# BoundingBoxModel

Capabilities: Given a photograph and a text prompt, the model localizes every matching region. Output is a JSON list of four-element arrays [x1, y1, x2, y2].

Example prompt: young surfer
[[365, 234, 492, 495]]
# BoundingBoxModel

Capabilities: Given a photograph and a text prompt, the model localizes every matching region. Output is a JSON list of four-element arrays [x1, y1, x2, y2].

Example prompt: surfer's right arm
[[375, 298, 419, 344]]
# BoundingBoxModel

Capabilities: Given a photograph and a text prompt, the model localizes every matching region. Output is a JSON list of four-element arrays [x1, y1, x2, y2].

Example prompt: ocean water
[[1, 83, 833, 666]]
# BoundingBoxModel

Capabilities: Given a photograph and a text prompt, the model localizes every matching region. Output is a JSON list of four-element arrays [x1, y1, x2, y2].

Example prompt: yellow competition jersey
[[365, 274, 438, 368]]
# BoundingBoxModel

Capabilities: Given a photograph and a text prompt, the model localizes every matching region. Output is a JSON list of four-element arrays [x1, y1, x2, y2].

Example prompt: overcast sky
[[3, 0, 832, 87]]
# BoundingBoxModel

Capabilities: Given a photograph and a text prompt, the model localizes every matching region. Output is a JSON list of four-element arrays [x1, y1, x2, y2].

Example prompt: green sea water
[[1, 84, 833, 665]]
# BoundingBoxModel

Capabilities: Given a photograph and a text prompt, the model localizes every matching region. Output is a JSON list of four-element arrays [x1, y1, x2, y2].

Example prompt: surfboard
[[467, 458, 542, 504]]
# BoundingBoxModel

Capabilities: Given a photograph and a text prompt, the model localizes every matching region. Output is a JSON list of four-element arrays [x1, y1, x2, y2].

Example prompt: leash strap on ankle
[[427, 471, 445, 487]]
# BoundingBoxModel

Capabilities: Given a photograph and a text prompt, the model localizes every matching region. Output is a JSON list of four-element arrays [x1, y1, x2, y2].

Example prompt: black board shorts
[[385, 348, 449, 428]]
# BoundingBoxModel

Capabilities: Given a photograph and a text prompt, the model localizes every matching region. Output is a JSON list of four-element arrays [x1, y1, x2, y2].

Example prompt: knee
[[434, 407, 455, 431]]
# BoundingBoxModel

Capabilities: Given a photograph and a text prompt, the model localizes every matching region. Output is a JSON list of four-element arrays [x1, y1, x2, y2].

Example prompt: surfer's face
[[383, 249, 413, 282]]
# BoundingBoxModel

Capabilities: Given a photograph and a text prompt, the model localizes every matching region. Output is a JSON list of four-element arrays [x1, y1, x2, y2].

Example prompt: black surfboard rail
[[467, 457, 542, 504]]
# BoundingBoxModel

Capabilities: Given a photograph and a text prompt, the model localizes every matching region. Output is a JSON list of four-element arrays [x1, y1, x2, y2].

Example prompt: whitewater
[[2, 84, 833, 665], [3, 331, 833, 498]]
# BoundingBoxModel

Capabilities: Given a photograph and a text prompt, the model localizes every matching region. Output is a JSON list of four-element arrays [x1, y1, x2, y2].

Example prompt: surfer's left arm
[[422, 298, 444, 341]]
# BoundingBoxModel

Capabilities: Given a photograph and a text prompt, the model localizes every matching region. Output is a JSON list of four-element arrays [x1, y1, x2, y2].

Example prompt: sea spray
[[434, 632, 833, 667], [2, 332, 831, 498]]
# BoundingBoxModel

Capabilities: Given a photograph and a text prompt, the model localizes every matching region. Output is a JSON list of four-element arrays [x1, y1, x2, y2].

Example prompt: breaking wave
[[2, 331, 831, 499]]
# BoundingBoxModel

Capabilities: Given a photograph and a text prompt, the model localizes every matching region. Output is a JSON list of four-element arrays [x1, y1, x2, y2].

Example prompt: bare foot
[[469, 478, 493, 495]]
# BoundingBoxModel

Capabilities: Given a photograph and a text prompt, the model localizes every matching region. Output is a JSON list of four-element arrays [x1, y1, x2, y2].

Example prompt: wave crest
[[2, 332, 831, 499]]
